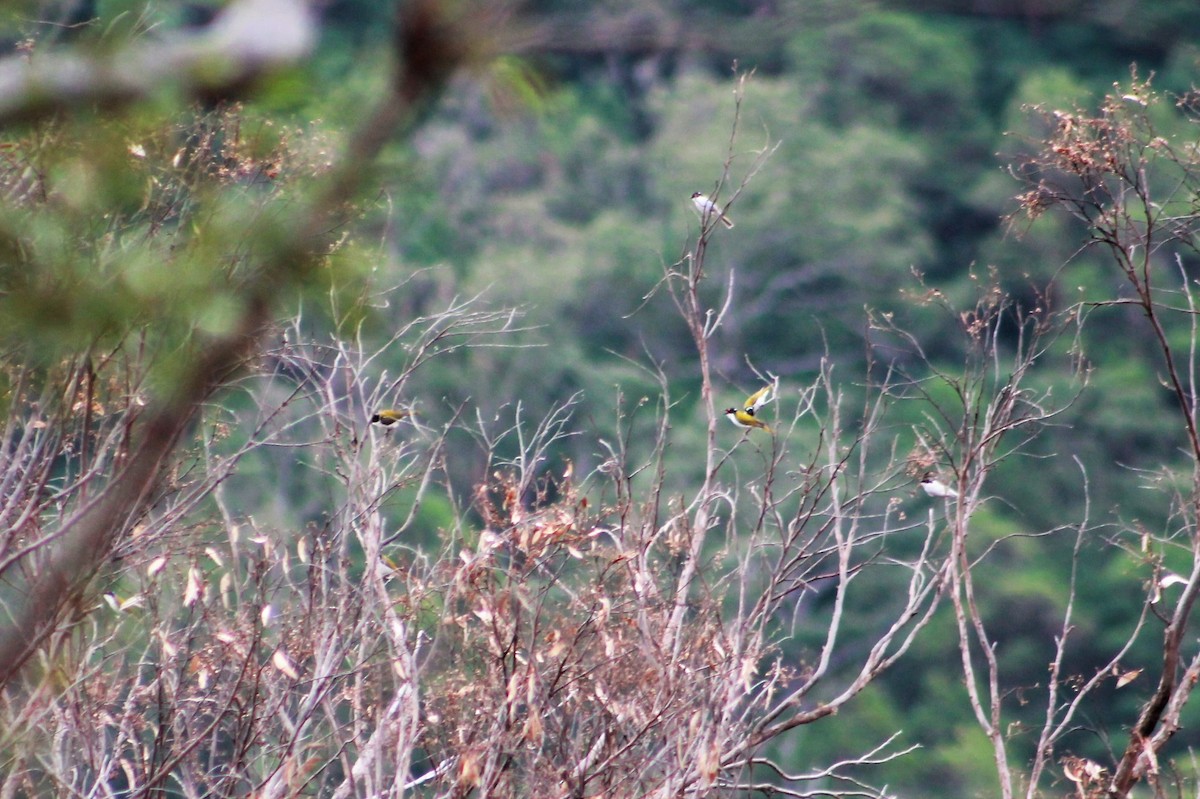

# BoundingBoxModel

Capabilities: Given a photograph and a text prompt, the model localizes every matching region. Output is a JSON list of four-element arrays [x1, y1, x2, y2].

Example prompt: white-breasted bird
[[920, 472, 958, 499], [691, 192, 735, 229], [725, 385, 772, 433]]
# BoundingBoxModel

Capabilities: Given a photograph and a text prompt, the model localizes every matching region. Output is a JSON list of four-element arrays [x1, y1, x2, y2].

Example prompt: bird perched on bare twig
[[920, 472, 958, 499], [370, 409, 413, 426], [691, 192, 735, 229]]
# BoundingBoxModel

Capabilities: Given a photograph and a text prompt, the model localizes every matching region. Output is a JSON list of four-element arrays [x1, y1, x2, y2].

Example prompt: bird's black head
[[370, 414, 381, 424], [691, 191, 703, 199], [921, 472, 934, 482]]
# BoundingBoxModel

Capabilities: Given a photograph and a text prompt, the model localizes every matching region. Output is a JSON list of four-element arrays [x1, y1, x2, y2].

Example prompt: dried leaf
[[458, 753, 481, 788], [184, 566, 203, 607], [219, 572, 233, 609], [506, 670, 522, 706], [740, 656, 757, 693], [523, 708, 544, 744], [526, 667, 538, 703], [273, 649, 300, 680], [1159, 572, 1188, 589], [546, 630, 566, 659], [697, 741, 719, 788], [1116, 668, 1143, 688]]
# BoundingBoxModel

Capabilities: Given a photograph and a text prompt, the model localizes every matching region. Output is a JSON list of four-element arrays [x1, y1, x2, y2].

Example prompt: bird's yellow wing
[[372, 409, 412, 426], [743, 386, 771, 411]]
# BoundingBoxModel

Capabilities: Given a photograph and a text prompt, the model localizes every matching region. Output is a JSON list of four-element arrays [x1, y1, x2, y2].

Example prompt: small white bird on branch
[[691, 192, 735, 229], [920, 472, 958, 499]]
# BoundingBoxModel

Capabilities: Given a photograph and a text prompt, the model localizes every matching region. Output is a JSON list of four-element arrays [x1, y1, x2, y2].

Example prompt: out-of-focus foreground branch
[[0, 0, 315, 126], [0, 0, 480, 687]]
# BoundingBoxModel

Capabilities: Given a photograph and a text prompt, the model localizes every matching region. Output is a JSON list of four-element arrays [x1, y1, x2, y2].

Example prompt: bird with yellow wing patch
[[724, 386, 773, 433]]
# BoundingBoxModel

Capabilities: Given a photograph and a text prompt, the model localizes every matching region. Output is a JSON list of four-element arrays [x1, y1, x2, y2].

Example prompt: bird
[[725, 386, 772, 433], [370, 409, 412, 426], [920, 472, 958, 499], [691, 192, 735, 229]]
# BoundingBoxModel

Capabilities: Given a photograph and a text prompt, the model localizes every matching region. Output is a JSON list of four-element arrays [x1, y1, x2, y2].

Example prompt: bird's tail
[[721, 216, 735, 229]]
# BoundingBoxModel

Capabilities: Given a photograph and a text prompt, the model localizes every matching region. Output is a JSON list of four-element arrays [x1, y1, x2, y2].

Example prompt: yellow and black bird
[[724, 386, 772, 433], [370, 409, 412, 427]]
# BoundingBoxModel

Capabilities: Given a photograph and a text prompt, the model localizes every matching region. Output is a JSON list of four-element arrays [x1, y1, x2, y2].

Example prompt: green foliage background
[[293, 2, 1200, 794]]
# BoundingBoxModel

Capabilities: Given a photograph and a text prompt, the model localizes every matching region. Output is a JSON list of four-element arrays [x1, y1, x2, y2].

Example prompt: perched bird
[[691, 192, 735, 229], [920, 472, 958, 499], [725, 386, 772, 433], [370, 409, 412, 427]]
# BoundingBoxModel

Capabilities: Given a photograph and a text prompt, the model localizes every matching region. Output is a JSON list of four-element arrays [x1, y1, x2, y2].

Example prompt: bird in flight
[[691, 192, 735, 229], [725, 386, 772, 433]]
